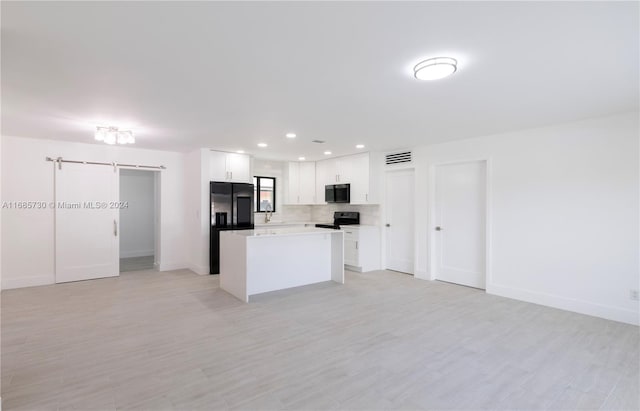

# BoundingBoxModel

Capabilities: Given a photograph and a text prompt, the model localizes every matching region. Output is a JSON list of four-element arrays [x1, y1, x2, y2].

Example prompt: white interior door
[[55, 162, 119, 283], [385, 169, 414, 274], [434, 161, 486, 289]]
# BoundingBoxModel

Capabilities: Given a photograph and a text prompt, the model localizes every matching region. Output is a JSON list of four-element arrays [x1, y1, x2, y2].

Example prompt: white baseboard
[[489, 283, 639, 326], [188, 263, 209, 275], [120, 249, 154, 258], [414, 270, 429, 280], [2, 275, 54, 290], [158, 262, 189, 272]]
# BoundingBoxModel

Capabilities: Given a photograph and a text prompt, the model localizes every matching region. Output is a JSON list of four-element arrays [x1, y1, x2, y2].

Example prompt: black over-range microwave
[[325, 184, 350, 203]]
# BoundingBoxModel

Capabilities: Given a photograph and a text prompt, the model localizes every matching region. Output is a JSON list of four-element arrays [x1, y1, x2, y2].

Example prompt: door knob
[[385, 223, 390, 227], [435, 226, 442, 231]]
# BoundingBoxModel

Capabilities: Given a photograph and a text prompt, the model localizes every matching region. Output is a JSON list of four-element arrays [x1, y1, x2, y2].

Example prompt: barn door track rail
[[46, 157, 166, 171]]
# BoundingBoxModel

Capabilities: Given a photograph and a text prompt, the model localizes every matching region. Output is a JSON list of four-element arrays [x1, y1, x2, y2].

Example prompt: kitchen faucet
[[264, 204, 273, 223]]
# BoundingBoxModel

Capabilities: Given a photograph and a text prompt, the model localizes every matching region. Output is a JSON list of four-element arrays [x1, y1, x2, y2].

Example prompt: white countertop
[[254, 221, 378, 229], [222, 226, 343, 238], [253, 221, 317, 228]]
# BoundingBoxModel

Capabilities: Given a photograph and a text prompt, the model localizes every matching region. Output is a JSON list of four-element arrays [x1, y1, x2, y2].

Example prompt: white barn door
[[55, 162, 119, 283]]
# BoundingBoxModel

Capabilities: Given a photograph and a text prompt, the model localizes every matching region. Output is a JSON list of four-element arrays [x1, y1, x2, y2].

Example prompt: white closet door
[[385, 169, 415, 274], [435, 161, 486, 289], [55, 163, 119, 283]]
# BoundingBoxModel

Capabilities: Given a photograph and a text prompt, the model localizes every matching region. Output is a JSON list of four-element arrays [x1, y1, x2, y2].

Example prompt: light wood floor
[[120, 256, 155, 273], [1, 269, 638, 410]]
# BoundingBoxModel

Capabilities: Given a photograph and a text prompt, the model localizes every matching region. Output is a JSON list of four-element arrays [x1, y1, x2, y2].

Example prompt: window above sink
[[253, 176, 276, 212]]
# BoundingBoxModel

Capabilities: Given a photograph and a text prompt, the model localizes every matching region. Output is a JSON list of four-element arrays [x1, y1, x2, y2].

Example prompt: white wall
[[185, 148, 209, 275], [409, 112, 639, 325], [1, 136, 188, 289], [0, 125, 3, 409], [119, 169, 155, 258]]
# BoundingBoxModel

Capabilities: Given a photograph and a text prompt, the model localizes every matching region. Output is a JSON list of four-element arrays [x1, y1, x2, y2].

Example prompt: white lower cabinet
[[341, 226, 380, 272]]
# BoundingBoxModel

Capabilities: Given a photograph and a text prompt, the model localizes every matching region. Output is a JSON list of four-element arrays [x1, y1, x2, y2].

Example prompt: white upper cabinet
[[209, 151, 252, 183], [285, 161, 316, 205], [209, 151, 229, 182], [226, 153, 251, 183], [298, 162, 316, 204], [334, 156, 354, 184], [348, 153, 371, 205], [285, 162, 300, 204], [317, 158, 337, 185], [314, 152, 379, 205], [314, 159, 332, 204]]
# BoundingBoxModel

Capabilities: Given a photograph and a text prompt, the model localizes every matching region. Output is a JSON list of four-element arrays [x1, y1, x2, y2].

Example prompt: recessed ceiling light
[[298, 156, 306, 161], [324, 151, 332, 155], [236, 150, 245, 154], [413, 57, 457, 81], [257, 143, 268, 148], [356, 144, 365, 149], [286, 133, 297, 138]]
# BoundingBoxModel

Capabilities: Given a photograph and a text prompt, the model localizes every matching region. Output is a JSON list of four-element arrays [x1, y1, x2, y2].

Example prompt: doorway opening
[[119, 169, 159, 272]]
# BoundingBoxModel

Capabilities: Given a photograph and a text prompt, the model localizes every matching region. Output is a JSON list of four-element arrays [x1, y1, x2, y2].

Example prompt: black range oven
[[315, 211, 359, 229]]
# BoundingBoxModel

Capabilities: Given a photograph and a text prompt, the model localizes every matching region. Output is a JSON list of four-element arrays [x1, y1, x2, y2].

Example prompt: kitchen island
[[219, 227, 344, 302]]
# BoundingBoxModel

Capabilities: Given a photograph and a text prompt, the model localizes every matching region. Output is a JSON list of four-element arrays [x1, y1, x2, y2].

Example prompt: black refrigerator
[[210, 182, 254, 274]]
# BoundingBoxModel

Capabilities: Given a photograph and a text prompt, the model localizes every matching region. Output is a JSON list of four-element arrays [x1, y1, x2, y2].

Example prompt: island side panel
[[219, 231, 248, 302], [246, 233, 332, 297], [331, 231, 345, 284]]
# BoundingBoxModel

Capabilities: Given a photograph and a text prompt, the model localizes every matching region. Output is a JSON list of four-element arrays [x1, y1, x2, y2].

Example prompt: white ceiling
[[2, 1, 638, 161]]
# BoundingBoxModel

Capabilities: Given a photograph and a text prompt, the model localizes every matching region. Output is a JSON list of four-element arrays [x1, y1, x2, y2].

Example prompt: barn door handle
[[114, 220, 118, 236]]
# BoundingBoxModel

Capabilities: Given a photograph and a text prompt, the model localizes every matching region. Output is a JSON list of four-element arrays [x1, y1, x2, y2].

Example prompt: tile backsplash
[[256, 204, 380, 226]]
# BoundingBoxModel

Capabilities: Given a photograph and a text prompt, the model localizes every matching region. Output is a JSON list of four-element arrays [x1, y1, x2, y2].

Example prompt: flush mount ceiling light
[[413, 57, 457, 81], [298, 156, 306, 161], [286, 133, 297, 139], [356, 144, 365, 149], [324, 151, 332, 155], [95, 126, 135, 145], [257, 143, 268, 148]]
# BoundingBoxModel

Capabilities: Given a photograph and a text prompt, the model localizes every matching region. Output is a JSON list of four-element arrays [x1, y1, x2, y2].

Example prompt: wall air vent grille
[[311, 140, 325, 144], [385, 151, 413, 165]]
